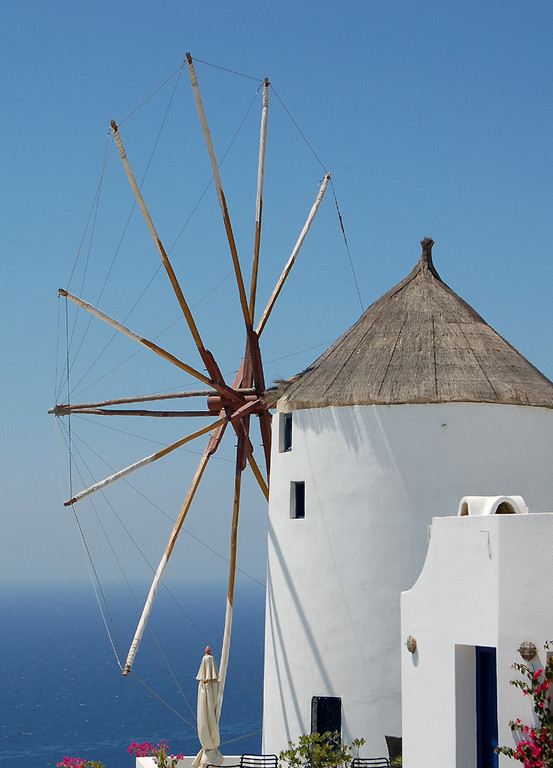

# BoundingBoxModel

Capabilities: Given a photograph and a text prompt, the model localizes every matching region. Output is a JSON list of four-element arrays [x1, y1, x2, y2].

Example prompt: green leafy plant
[[390, 758, 402, 767], [495, 642, 553, 766], [279, 732, 365, 768], [57, 759, 105, 768]]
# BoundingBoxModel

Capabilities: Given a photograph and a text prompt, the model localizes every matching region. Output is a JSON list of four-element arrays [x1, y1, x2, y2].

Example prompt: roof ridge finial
[[418, 237, 441, 280], [421, 237, 435, 260]]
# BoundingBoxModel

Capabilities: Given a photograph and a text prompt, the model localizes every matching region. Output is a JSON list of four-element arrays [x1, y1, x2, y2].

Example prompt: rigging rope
[[58, 411, 265, 706], [61, 415, 266, 589], [144, 619, 198, 722], [59, 421, 262, 716], [55, 423, 131, 688], [168, 84, 261, 254], [71, 413, 234, 463], [65, 300, 73, 497], [56, 135, 113, 405], [130, 669, 196, 729], [54, 297, 62, 406], [58, 422, 126, 668], [67, 135, 113, 292], [67, 67, 185, 399], [269, 85, 328, 173], [73, 502, 125, 667], [119, 62, 186, 126], [58, 421, 199, 724], [268, 85, 364, 315], [221, 729, 263, 747], [57, 142, 110, 405], [191, 56, 264, 83], [57, 424, 128, 665], [330, 178, 364, 313], [77, 138, 111, 299], [265, 338, 335, 365]]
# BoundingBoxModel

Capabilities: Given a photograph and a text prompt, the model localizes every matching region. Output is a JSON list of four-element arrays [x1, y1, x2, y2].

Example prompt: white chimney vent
[[457, 495, 528, 517]]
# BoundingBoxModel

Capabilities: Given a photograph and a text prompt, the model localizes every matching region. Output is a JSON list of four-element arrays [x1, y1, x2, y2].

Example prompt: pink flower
[[128, 742, 156, 758], [57, 758, 86, 768]]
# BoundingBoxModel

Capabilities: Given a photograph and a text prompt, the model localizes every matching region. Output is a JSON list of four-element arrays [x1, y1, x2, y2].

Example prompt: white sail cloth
[[193, 653, 223, 768]]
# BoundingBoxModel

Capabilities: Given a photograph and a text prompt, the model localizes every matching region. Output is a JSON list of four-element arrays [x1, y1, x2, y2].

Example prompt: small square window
[[279, 412, 293, 452], [290, 481, 305, 519]]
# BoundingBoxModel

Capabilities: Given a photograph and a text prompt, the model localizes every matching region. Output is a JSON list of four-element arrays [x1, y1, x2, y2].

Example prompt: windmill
[[51, 53, 330, 714]]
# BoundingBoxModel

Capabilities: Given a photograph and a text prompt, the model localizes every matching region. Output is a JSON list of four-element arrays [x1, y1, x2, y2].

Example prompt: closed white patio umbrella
[[193, 646, 224, 768]]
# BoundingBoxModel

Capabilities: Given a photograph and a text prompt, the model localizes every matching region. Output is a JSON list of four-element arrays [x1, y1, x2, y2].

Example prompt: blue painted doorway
[[476, 646, 498, 768]]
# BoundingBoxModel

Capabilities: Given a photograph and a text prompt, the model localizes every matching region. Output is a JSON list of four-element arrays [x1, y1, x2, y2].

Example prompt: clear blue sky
[[2, 0, 553, 594]]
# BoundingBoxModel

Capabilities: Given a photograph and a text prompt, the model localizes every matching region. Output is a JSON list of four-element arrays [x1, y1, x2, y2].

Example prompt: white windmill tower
[[262, 237, 553, 758]]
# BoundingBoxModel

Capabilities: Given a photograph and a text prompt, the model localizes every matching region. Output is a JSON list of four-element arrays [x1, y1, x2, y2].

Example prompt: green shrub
[[279, 732, 365, 768]]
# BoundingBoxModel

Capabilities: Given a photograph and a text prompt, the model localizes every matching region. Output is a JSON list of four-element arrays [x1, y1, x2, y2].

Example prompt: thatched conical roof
[[279, 238, 553, 411]]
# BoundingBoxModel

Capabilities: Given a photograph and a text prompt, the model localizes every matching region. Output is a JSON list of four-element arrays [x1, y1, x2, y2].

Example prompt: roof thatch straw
[[279, 238, 553, 411]]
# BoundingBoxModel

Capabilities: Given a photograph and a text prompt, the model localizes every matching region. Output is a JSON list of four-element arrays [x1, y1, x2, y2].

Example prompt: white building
[[262, 239, 553, 759], [401, 502, 553, 768]]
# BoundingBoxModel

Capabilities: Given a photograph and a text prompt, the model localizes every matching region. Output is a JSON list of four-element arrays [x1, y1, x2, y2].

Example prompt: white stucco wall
[[401, 513, 553, 768], [262, 402, 553, 757]]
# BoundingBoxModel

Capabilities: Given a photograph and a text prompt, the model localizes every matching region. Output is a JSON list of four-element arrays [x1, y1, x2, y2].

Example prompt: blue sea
[[0, 584, 265, 768]]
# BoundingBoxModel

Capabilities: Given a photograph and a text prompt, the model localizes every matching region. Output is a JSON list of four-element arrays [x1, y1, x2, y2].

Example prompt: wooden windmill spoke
[[256, 172, 331, 337], [110, 120, 208, 355], [217, 431, 246, 713], [64, 418, 226, 507], [247, 453, 269, 501], [228, 399, 262, 422], [257, 409, 273, 478], [186, 53, 253, 332], [55, 407, 215, 417], [249, 79, 270, 321], [232, 341, 271, 478], [233, 332, 266, 433], [123, 442, 214, 676], [236, 329, 266, 413], [206, 416, 228, 456], [50, 389, 217, 413], [59, 289, 243, 405]]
